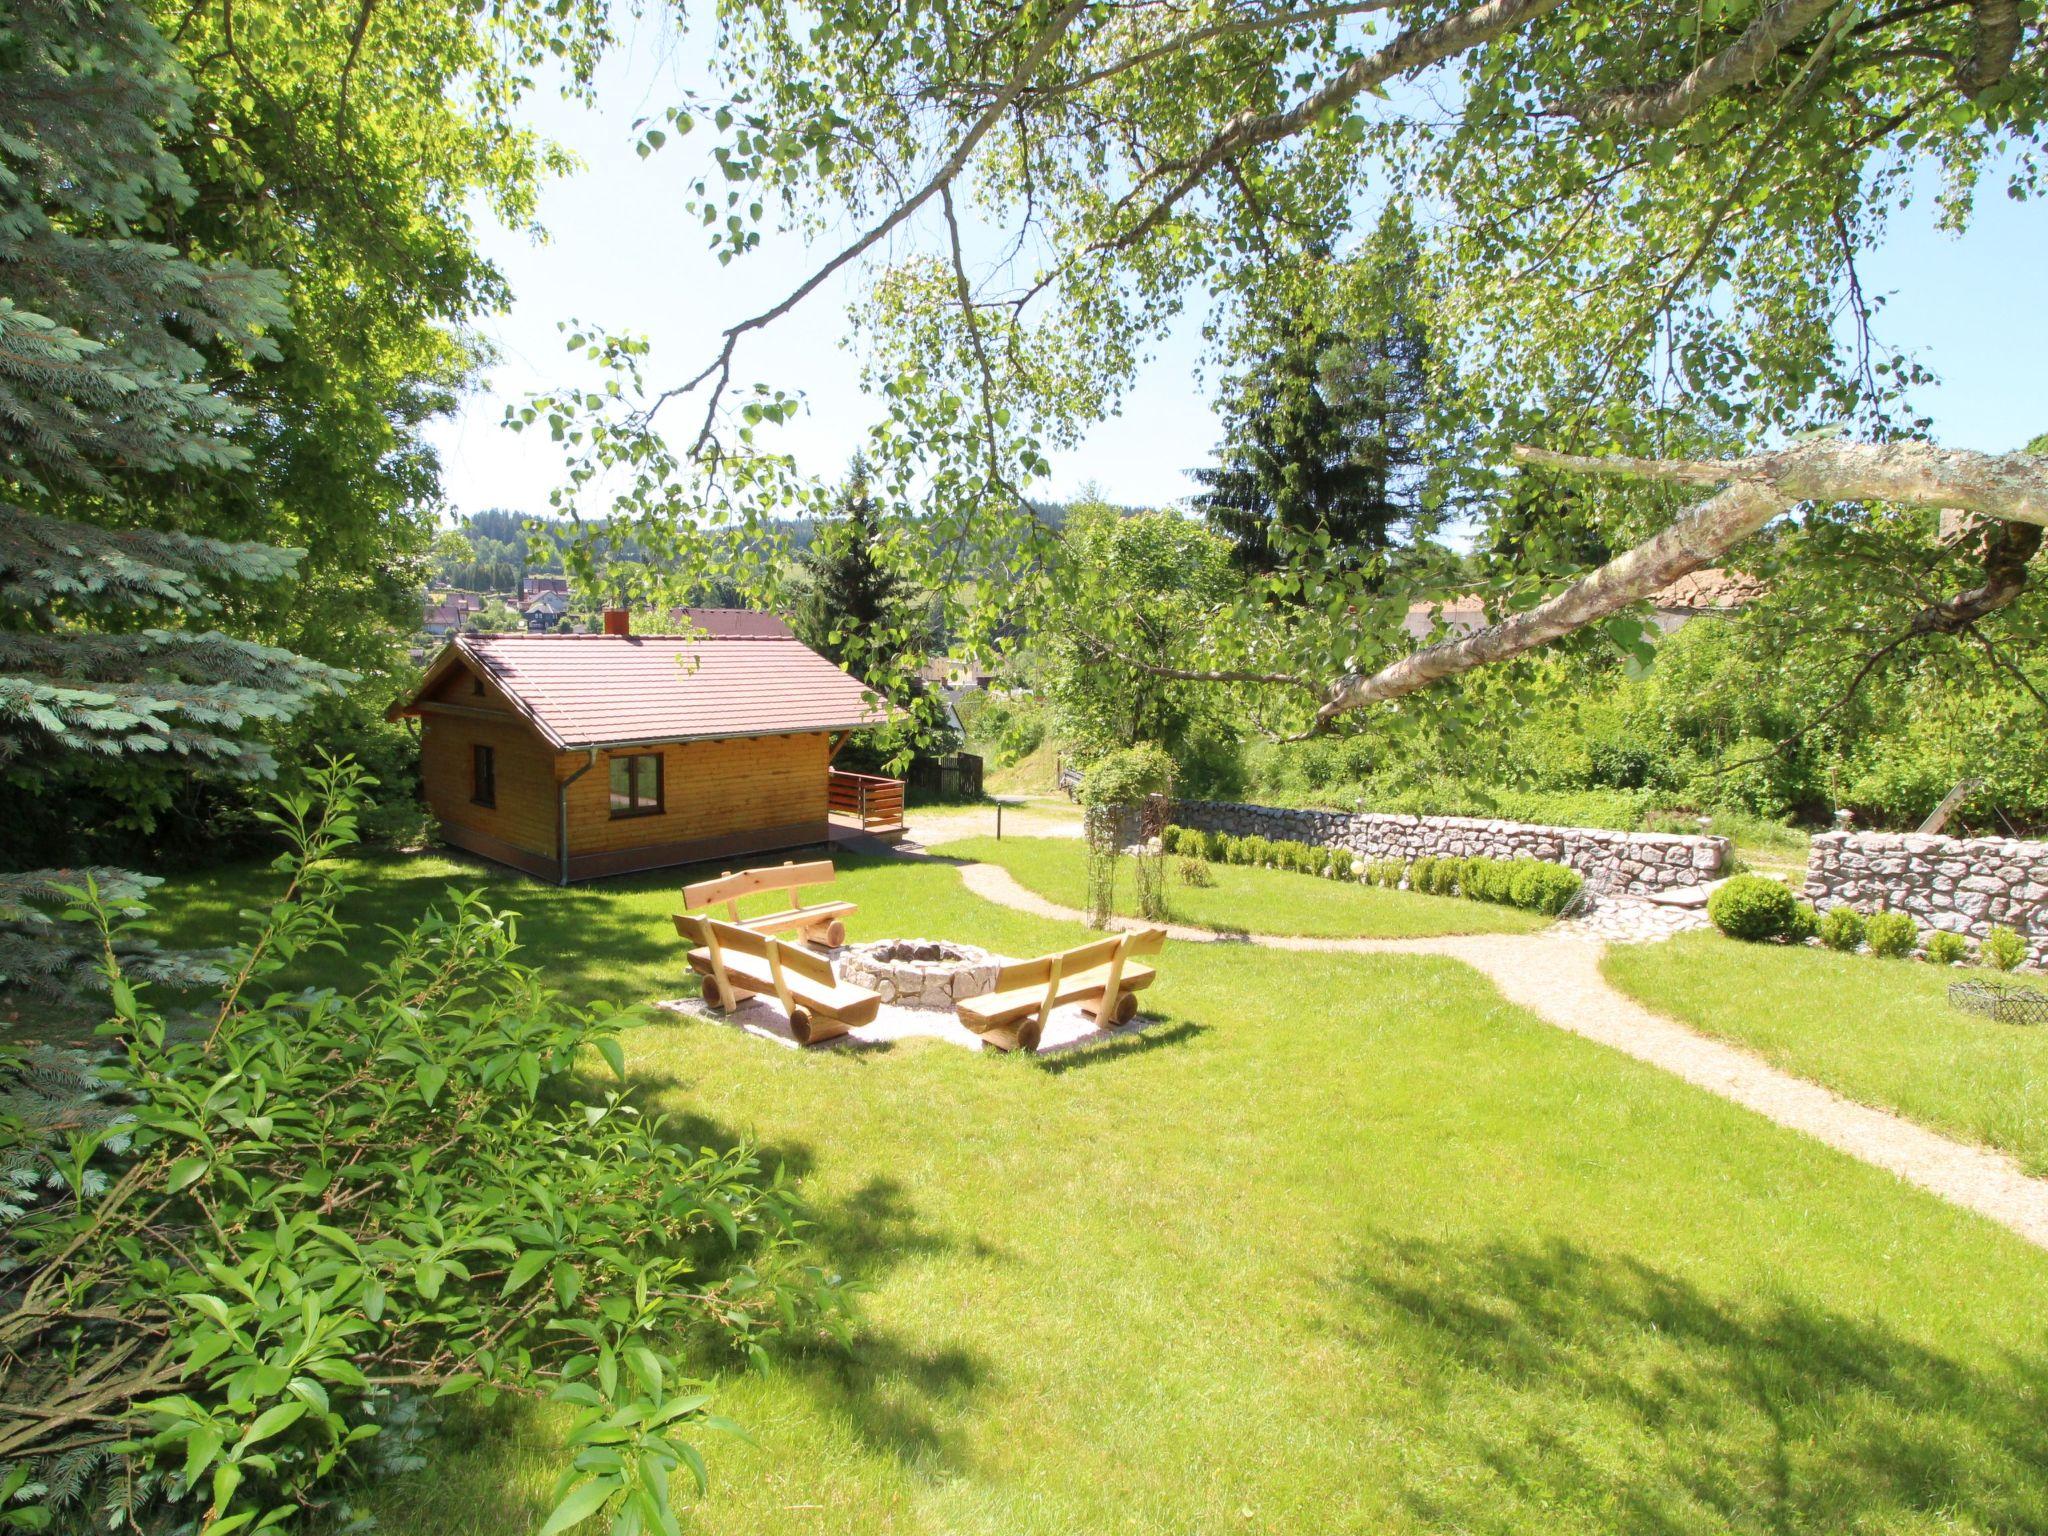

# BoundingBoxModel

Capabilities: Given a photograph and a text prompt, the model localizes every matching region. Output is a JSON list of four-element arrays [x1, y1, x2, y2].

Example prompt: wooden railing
[[828, 769, 906, 833]]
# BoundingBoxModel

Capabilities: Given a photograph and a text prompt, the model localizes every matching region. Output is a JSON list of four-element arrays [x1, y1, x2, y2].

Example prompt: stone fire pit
[[838, 938, 1000, 1009]]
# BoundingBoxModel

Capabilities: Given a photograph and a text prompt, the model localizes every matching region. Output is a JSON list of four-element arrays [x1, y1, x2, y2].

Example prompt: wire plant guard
[[1947, 978, 2048, 1026]]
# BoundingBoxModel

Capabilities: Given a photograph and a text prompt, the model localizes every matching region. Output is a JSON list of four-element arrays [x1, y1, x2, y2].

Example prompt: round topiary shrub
[[1864, 910, 1919, 958], [1429, 859, 1460, 896], [1410, 856, 1439, 894], [1925, 930, 1969, 965], [1707, 874, 1800, 941], [1817, 905, 1865, 953], [1789, 902, 1820, 943], [1982, 925, 2029, 972]]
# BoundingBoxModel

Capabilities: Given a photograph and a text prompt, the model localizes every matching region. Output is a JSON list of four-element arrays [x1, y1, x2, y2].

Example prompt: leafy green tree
[[0, 0, 348, 997], [1043, 505, 1252, 792], [522, 0, 2048, 741]]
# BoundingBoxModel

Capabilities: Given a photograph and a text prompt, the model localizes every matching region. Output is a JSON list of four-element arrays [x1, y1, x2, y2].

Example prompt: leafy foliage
[[0, 759, 842, 1532], [1044, 506, 1250, 788], [1926, 931, 1969, 966], [1982, 926, 2029, 973], [1864, 910, 1920, 959], [1817, 906, 1866, 954]]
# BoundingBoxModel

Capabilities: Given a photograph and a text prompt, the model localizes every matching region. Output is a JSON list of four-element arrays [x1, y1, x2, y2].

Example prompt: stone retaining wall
[[1805, 831, 2048, 964], [1165, 800, 1729, 895]]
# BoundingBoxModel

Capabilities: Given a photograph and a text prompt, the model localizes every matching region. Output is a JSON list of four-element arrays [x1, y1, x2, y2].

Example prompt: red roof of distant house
[[677, 607, 794, 639], [392, 632, 891, 749], [1650, 567, 1766, 611]]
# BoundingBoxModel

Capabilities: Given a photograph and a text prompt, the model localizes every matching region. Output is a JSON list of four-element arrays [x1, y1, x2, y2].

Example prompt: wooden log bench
[[681, 859, 855, 948], [955, 927, 1167, 1053], [673, 913, 882, 1046]]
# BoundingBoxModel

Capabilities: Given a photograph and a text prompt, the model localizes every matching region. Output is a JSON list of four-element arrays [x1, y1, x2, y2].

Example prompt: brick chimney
[[602, 608, 630, 636]]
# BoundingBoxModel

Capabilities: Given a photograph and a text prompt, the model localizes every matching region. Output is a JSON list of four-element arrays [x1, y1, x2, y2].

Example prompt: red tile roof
[[1650, 567, 1766, 611], [677, 607, 794, 638], [395, 633, 892, 749]]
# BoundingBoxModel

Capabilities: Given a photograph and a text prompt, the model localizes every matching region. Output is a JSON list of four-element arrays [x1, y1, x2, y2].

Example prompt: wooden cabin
[[390, 611, 903, 883]]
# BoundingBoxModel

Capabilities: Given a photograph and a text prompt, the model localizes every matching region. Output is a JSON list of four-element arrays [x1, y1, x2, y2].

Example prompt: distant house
[[1645, 567, 1766, 633], [1400, 595, 1490, 642], [389, 610, 897, 883], [422, 590, 491, 636], [522, 574, 570, 599], [1399, 568, 1764, 644], [522, 589, 571, 632], [921, 656, 997, 690], [674, 607, 793, 639]]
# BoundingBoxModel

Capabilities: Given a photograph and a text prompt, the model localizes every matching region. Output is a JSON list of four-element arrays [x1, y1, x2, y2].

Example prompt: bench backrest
[[991, 926, 1167, 1004], [683, 859, 836, 920], [674, 913, 837, 987]]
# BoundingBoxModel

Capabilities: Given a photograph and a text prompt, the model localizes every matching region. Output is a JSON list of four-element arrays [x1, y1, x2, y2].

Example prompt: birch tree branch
[[1555, 0, 1840, 129], [1308, 439, 2048, 727], [1511, 440, 2048, 526], [655, 0, 1089, 451]]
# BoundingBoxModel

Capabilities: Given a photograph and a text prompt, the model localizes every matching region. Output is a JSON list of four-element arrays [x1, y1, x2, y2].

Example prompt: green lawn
[[1605, 931, 2048, 1174], [944, 834, 1551, 938], [135, 850, 2048, 1534]]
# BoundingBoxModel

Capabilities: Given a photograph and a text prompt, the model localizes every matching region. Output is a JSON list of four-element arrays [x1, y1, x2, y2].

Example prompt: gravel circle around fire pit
[[837, 938, 1001, 1008]]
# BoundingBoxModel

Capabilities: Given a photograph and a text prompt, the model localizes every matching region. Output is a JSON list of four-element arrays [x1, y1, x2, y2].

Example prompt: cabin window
[[471, 675, 486, 698], [609, 753, 663, 818], [471, 744, 496, 808]]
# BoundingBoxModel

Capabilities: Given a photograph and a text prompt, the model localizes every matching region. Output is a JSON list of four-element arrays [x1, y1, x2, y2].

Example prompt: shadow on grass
[[1344, 1232, 2048, 1533], [1034, 1019, 1209, 1075]]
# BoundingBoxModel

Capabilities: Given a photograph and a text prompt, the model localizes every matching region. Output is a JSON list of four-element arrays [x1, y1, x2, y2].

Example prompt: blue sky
[[425, 33, 2047, 520]]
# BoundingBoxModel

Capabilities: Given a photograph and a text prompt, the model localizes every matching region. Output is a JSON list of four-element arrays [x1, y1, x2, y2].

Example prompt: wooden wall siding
[[561, 733, 832, 857], [427, 659, 515, 711], [419, 711, 558, 860]]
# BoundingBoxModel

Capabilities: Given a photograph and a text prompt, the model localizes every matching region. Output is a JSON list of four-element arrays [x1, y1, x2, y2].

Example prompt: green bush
[[0, 761, 838, 1535], [1330, 848, 1354, 879], [1428, 859, 1460, 896], [1707, 874, 1801, 941], [1175, 854, 1215, 888], [1817, 905, 1865, 952], [1982, 925, 2029, 971], [1506, 860, 1584, 915], [1864, 910, 1919, 958], [1925, 930, 1969, 965], [1079, 742, 1174, 808], [1409, 857, 1439, 894]]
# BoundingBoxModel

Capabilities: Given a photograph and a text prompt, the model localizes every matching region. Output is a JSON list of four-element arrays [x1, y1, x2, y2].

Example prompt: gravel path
[[942, 856, 2048, 1251]]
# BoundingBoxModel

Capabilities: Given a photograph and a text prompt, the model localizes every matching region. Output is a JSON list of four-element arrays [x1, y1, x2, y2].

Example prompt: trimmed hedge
[[1161, 826, 1581, 914]]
